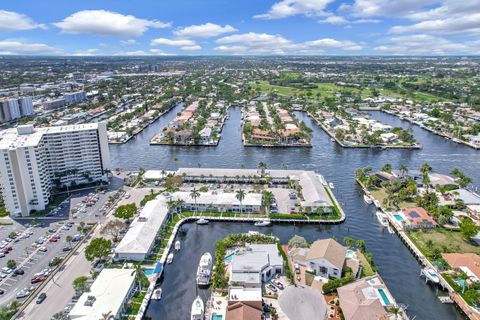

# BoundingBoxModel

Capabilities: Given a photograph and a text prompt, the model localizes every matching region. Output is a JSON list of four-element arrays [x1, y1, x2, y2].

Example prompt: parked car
[[267, 284, 278, 292], [2, 267, 12, 274], [62, 246, 71, 252], [16, 289, 30, 299], [273, 281, 284, 289], [0, 289, 4, 295], [39, 246, 47, 252], [36, 292, 47, 304], [31, 275, 47, 284], [14, 268, 24, 275]]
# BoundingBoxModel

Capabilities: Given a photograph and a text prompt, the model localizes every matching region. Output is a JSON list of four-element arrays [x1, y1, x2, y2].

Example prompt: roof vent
[[84, 295, 96, 306]]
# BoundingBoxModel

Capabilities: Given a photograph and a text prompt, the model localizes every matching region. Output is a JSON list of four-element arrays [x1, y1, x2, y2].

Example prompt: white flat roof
[[68, 268, 136, 320], [229, 287, 262, 302], [115, 196, 169, 258], [173, 191, 262, 207]]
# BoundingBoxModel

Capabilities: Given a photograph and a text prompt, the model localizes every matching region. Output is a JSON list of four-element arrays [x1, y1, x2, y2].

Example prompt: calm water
[[110, 105, 479, 320]]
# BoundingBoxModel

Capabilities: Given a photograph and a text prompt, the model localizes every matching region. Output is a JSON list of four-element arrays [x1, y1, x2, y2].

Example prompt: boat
[[196, 252, 213, 286], [423, 268, 440, 284], [376, 211, 389, 227], [329, 182, 334, 189], [330, 138, 335, 142], [152, 288, 162, 300], [175, 240, 181, 251], [373, 200, 381, 208], [166, 253, 174, 264], [196, 218, 209, 225], [254, 218, 271, 227], [363, 194, 373, 205], [191, 296, 204, 320], [387, 225, 394, 234]]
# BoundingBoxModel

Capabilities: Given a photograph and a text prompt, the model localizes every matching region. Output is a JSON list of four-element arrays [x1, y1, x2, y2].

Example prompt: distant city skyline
[[0, 0, 479, 56]]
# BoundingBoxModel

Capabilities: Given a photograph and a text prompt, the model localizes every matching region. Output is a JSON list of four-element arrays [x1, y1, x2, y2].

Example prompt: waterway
[[109, 104, 479, 320]]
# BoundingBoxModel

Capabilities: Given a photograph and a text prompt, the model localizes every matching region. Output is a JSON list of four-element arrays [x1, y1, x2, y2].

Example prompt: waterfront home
[[226, 287, 263, 320], [199, 127, 212, 144], [278, 286, 328, 320], [172, 191, 262, 213], [337, 275, 396, 320], [402, 207, 437, 230], [229, 244, 284, 288], [68, 268, 136, 320], [443, 253, 480, 282], [448, 188, 480, 206], [428, 173, 458, 188], [289, 238, 347, 279], [114, 196, 169, 261]]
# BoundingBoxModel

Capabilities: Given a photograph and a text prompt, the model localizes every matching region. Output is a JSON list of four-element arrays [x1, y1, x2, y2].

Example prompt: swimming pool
[[346, 249, 356, 259], [394, 214, 404, 222], [377, 288, 391, 305], [211, 314, 223, 320], [225, 252, 235, 263], [143, 268, 155, 276]]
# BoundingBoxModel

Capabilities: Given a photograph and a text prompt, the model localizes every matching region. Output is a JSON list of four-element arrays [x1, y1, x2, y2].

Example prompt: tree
[[420, 163, 432, 175], [66, 235, 73, 248], [6, 259, 15, 269], [381, 163, 392, 173], [84, 237, 112, 262], [72, 276, 89, 294], [114, 203, 137, 221], [387, 306, 403, 319], [50, 256, 63, 267], [457, 271, 471, 293], [235, 189, 246, 214], [8, 232, 16, 239], [288, 235, 309, 248], [190, 188, 200, 214], [101, 311, 114, 320], [258, 161, 267, 176], [101, 220, 126, 242], [399, 164, 408, 178], [460, 218, 479, 240], [262, 191, 274, 215]]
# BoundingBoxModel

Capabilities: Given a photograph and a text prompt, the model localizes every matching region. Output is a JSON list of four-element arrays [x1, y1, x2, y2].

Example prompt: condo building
[[0, 123, 110, 216], [0, 97, 35, 123]]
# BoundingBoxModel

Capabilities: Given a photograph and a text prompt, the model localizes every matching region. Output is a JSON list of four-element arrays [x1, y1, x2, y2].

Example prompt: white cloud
[[391, 14, 480, 34], [149, 49, 176, 56], [120, 39, 139, 46], [318, 16, 349, 24], [0, 40, 61, 55], [254, 0, 333, 19], [180, 45, 202, 51], [374, 34, 477, 55], [345, 0, 436, 17], [150, 38, 196, 46], [0, 10, 46, 31], [304, 38, 362, 50], [174, 23, 237, 38], [73, 48, 101, 56], [215, 32, 361, 55], [54, 10, 170, 37]]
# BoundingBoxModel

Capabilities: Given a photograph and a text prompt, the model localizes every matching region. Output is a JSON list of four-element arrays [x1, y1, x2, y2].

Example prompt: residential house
[[402, 207, 437, 230]]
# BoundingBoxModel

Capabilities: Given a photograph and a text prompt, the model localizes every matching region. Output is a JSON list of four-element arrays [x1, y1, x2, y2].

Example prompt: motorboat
[[175, 240, 181, 251], [152, 288, 162, 300], [166, 253, 174, 264], [329, 182, 335, 189], [363, 194, 373, 205], [330, 138, 335, 142], [254, 218, 271, 227], [196, 252, 213, 286], [191, 296, 204, 320], [373, 200, 381, 208], [196, 218, 209, 225], [376, 211, 389, 227], [423, 268, 440, 284]]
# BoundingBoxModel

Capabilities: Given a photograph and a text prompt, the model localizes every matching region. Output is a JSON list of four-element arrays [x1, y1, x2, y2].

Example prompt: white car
[[0, 273, 7, 278], [39, 247, 47, 252], [2, 267, 12, 274]]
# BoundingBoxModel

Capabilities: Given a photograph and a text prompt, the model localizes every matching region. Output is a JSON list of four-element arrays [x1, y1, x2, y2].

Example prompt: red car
[[49, 237, 58, 243], [0, 249, 9, 254], [31, 276, 46, 284], [5, 246, 12, 252]]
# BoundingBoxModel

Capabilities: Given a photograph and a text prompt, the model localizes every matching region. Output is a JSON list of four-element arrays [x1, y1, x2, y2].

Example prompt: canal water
[[110, 105, 479, 320]]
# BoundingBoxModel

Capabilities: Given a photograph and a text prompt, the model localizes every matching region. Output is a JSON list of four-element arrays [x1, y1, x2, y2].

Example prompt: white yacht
[[166, 253, 174, 264], [196, 218, 209, 225], [191, 296, 204, 320], [363, 194, 373, 205], [423, 268, 440, 284], [254, 218, 271, 227], [373, 199, 381, 208], [175, 240, 181, 251], [376, 211, 389, 227], [329, 182, 335, 189], [196, 252, 213, 286], [152, 288, 162, 300]]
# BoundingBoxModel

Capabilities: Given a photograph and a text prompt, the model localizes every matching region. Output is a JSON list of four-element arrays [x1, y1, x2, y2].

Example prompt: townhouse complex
[[0, 123, 110, 216]]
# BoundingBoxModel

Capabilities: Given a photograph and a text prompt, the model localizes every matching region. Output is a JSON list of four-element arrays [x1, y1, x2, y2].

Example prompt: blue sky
[[0, 0, 479, 55]]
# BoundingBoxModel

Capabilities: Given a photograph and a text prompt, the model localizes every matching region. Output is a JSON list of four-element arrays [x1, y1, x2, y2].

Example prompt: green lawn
[[357, 251, 375, 277], [369, 187, 416, 210], [408, 229, 480, 256]]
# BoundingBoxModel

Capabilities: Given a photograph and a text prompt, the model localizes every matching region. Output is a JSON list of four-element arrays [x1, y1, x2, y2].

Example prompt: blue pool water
[[346, 249, 356, 259], [394, 214, 404, 222], [378, 288, 391, 305], [211, 314, 223, 320], [456, 279, 466, 287], [143, 268, 155, 276]]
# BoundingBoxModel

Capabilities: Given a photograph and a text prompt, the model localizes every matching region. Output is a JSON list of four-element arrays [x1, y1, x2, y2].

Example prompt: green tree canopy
[[114, 203, 137, 221], [85, 237, 112, 262]]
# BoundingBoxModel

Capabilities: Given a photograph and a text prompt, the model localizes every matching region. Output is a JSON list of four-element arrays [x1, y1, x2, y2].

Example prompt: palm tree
[[262, 191, 274, 215], [175, 199, 185, 214], [190, 188, 200, 214], [66, 235, 72, 249], [422, 172, 431, 190], [399, 164, 408, 178], [235, 189, 246, 214], [420, 163, 432, 175], [387, 306, 403, 319], [257, 161, 267, 176], [101, 311, 114, 320]]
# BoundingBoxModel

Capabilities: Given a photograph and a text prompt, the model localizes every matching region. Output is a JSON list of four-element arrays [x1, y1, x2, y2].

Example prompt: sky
[[0, 0, 479, 56]]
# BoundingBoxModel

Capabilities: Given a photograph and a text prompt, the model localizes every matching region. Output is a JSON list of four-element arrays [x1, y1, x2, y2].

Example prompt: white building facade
[[0, 123, 110, 216]]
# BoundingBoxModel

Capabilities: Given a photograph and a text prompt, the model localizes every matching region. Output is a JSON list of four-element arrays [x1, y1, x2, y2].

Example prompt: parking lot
[[0, 184, 122, 307]]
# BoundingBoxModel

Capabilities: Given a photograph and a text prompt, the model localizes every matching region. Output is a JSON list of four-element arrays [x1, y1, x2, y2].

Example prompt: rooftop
[[278, 286, 328, 320]]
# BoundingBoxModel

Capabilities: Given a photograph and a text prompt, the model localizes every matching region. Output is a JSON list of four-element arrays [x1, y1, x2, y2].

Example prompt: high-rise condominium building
[[0, 123, 110, 216], [0, 97, 35, 123]]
